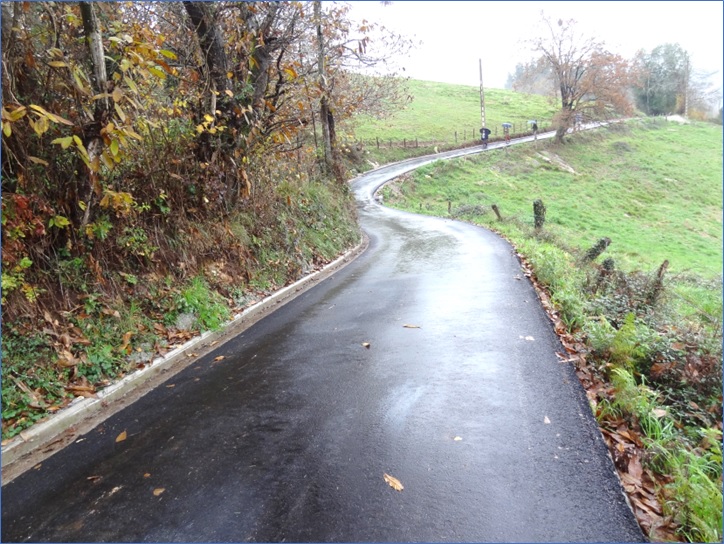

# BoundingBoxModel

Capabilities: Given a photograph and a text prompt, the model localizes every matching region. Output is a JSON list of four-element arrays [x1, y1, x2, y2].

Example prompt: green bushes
[[585, 314, 660, 371], [175, 277, 231, 332]]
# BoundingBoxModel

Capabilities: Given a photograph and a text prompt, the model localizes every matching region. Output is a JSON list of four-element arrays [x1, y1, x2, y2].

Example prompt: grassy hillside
[[350, 79, 559, 144], [381, 119, 722, 277]]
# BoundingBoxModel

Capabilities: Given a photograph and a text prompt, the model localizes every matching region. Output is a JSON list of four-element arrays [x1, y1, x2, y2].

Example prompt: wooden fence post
[[492, 204, 502, 221], [533, 199, 546, 230]]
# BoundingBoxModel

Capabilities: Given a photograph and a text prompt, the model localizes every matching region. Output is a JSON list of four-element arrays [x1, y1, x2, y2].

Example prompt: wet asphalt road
[[2, 138, 644, 542]]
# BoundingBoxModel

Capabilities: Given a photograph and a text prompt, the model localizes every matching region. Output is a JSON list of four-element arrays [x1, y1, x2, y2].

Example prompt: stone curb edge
[[1, 236, 369, 482]]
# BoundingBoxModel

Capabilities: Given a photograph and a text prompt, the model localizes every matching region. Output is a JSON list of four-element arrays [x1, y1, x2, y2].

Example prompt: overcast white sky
[[346, 1, 723, 94]]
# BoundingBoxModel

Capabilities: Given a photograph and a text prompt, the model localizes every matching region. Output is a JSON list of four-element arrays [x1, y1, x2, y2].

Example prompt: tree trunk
[[554, 106, 574, 143], [79, 2, 109, 115], [1, 2, 22, 103], [183, 0, 244, 207], [248, 4, 279, 122], [1, 2, 18, 58], [79, 1, 109, 228], [319, 97, 333, 171], [554, 124, 567, 143], [314, 1, 333, 175], [183, 2, 231, 97]]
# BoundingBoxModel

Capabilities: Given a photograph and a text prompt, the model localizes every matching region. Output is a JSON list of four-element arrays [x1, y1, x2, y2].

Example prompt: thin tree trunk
[[1, 2, 19, 57], [314, 1, 333, 174], [1, 2, 22, 103], [79, 1, 109, 228], [79, 2, 108, 115]]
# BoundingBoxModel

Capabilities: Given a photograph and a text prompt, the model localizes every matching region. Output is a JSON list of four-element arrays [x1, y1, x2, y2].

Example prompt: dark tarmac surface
[[2, 139, 644, 542]]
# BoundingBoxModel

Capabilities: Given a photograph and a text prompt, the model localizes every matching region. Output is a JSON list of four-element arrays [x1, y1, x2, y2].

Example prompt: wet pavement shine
[[1, 140, 644, 542]]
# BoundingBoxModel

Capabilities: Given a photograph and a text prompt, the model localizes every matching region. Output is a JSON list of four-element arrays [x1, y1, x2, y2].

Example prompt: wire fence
[[359, 119, 554, 149]]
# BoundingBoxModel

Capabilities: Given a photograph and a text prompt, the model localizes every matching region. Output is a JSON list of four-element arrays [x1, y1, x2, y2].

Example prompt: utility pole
[[479, 58, 486, 129], [683, 56, 690, 117]]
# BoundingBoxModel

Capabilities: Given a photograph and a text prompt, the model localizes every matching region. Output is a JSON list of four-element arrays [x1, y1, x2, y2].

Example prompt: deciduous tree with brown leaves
[[528, 14, 636, 143]]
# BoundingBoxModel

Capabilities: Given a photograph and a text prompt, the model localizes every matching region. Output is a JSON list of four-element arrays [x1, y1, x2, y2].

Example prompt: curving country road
[[2, 135, 644, 542]]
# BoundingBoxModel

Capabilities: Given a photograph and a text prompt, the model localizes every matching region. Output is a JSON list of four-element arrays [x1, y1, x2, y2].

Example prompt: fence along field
[[351, 79, 559, 148]]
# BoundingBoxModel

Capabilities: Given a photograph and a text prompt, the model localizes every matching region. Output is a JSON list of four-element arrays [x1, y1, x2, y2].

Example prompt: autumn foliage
[[526, 14, 636, 142], [1, 1, 409, 436]]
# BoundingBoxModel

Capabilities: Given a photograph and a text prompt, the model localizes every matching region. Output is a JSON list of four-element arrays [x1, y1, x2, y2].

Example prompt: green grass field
[[378, 119, 723, 277], [350, 78, 722, 276], [350, 79, 559, 144]]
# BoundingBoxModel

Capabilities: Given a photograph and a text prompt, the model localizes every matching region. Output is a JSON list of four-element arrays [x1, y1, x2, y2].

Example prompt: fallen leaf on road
[[214, 355, 225, 362], [383, 473, 404, 491], [144, 473, 151, 478], [362, 342, 371, 349], [403, 324, 420, 329], [115, 430, 127, 443], [166, 384, 175, 388], [544, 416, 551, 424], [153, 488, 165, 496]]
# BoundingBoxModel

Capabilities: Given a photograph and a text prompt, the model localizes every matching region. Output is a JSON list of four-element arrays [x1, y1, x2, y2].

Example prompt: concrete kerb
[[1, 236, 369, 483]]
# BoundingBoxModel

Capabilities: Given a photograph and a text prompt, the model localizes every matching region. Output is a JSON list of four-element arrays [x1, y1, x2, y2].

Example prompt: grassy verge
[[379, 119, 722, 542]]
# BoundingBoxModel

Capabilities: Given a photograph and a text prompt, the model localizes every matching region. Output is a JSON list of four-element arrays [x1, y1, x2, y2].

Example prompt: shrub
[[176, 277, 230, 331]]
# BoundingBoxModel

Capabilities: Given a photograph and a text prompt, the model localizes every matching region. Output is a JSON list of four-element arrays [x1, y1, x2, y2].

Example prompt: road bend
[[2, 137, 644, 542]]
